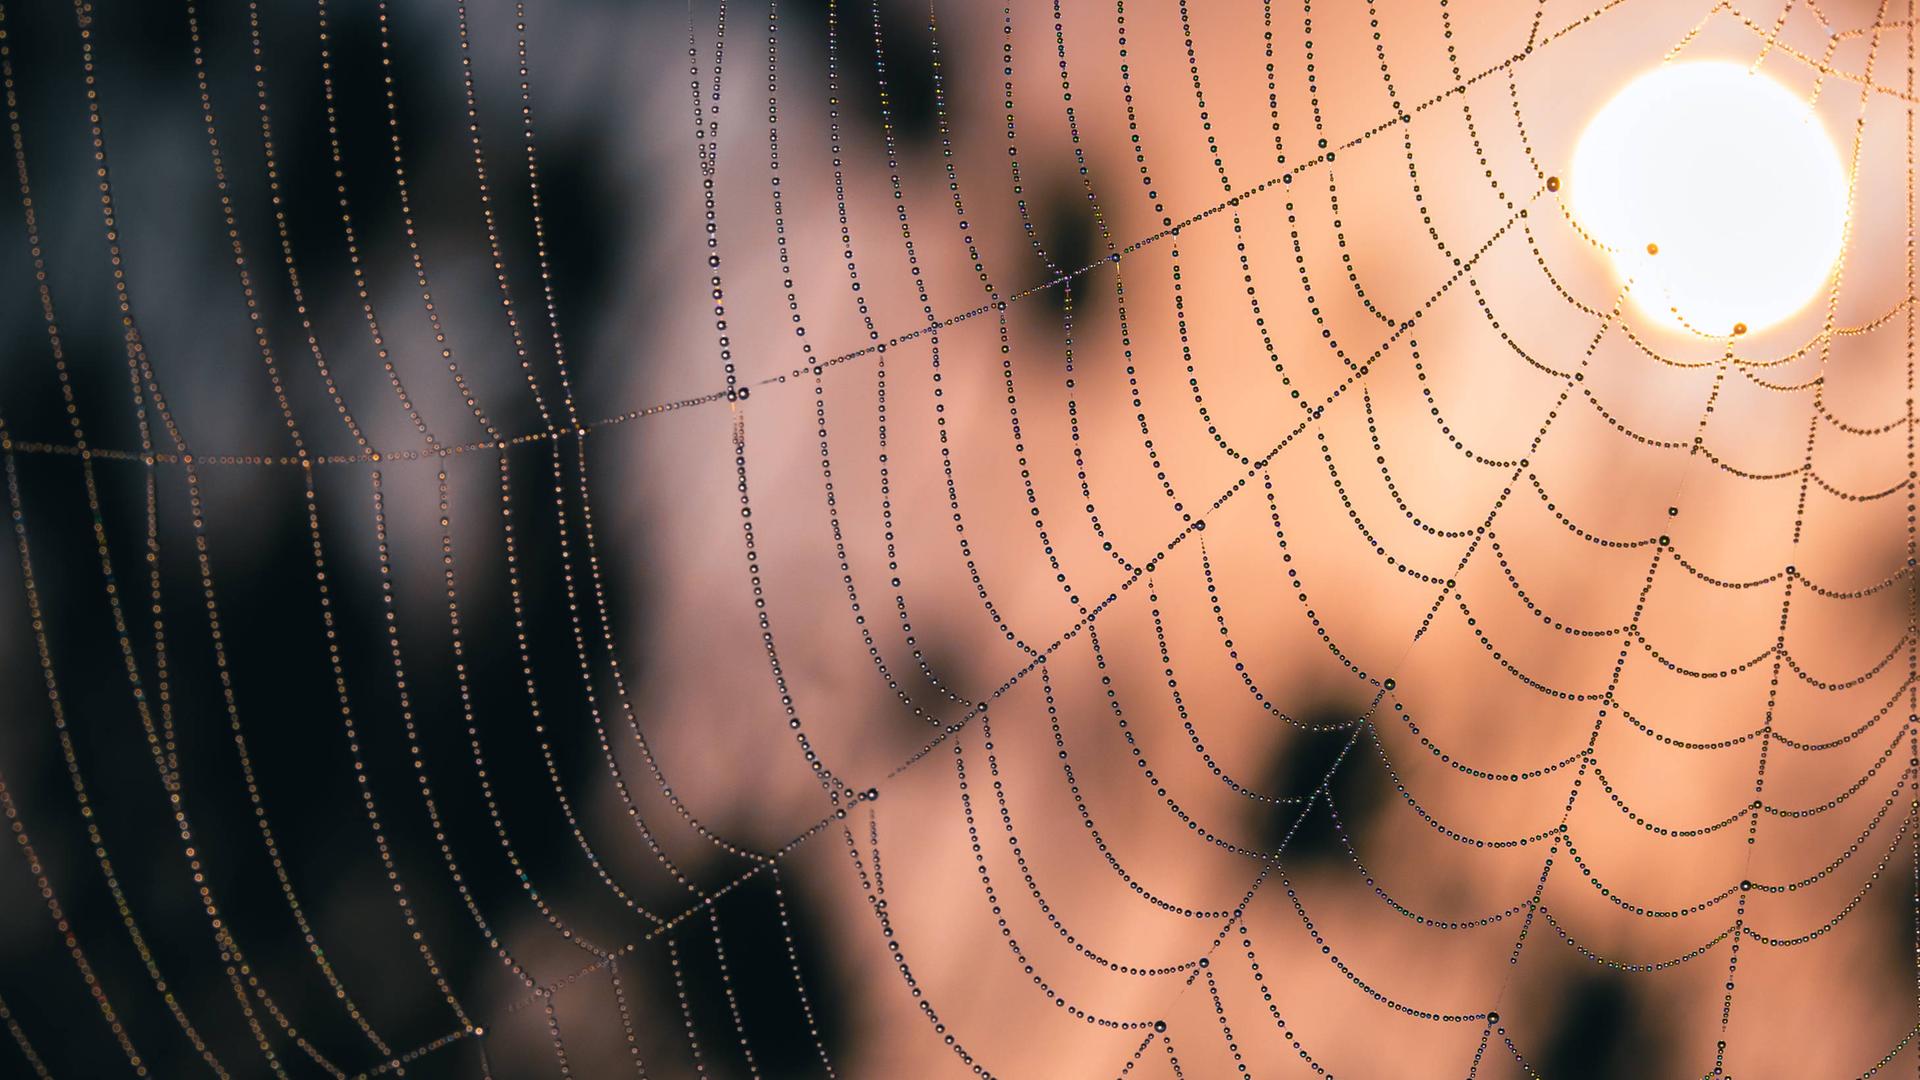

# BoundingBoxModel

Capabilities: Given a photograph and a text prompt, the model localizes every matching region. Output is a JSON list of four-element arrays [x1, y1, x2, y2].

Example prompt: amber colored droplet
[[1732, 322, 1748, 336], [1645, 242, 1659, 255], [1545, 175, 1560, 191]]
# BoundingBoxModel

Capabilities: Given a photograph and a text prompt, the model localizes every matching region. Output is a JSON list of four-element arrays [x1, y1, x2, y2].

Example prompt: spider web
[[0, 0, 1914, 1076]]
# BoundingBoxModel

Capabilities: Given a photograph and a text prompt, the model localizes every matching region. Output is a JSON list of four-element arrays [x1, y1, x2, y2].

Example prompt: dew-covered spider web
[[0, 0, 1916, 1076]]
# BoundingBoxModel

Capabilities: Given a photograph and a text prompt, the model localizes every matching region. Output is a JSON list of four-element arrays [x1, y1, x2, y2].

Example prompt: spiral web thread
[[0, 0, 1915, 1076]]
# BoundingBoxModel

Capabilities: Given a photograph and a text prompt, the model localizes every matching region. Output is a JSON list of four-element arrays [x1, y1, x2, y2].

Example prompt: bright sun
[[1568, 61, 1849, 339]]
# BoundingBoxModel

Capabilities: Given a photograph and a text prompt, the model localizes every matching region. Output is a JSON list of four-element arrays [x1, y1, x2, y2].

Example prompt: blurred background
[[0, 0, 1913, 1076]]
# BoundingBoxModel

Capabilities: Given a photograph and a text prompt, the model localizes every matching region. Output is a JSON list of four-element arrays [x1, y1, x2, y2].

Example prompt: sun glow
[[1568, 61, 1849, 338]]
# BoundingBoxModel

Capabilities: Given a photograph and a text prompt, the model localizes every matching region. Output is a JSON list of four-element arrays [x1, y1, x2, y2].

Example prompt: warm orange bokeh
[[0, 1, 1914, 1077]]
